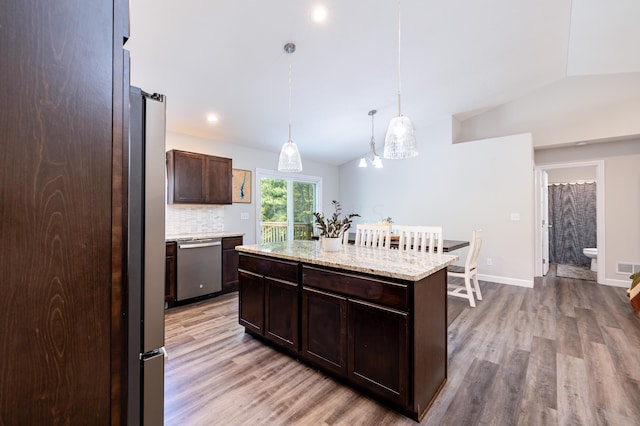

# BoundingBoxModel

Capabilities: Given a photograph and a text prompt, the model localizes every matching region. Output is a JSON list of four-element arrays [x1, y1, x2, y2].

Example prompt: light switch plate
[[240, 212, 249, 220], [510, 213, 521, 221]]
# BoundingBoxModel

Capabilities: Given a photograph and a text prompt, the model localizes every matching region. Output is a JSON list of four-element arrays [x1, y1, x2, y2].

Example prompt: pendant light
[[359, 110, 383, 168], [278, 42, 303, 172], [384, 0, 418, 160]]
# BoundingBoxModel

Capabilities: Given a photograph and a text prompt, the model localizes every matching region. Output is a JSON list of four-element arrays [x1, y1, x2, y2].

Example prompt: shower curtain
[[548, 182, 597, 267]]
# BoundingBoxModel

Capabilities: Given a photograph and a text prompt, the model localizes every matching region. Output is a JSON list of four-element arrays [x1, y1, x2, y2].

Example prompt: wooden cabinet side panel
[[412, 268, 447, 417], [0, 0, 115, 423], [301, 287, 348, 375], [238, 270, 264, 334]]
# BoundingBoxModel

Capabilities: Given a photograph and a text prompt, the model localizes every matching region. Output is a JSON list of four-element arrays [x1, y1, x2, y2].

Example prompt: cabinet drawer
[[302, 266, 408, 310], [239, 254, 298, 282], [166, 241, 176, 256], [223, 236, 243, 250]]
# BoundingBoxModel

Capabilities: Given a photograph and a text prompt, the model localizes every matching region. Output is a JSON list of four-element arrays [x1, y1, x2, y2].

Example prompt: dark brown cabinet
[[264, 278, 298, 350], [204, 155, 233, 204], [165, 242, 177, 307], [222, 236, 243, 292], [238, 269, 265, 335], [238, 254, 299, 352], [301, 287, 347, 375], [1, 0, 129, 422], [348, 299, 409, 406], [166, 149, 232, 204], [237, 253, 447, 421]]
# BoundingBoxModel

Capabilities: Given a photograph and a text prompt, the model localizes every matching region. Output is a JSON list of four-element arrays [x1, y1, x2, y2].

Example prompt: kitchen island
[[236, 240, 457, 421]]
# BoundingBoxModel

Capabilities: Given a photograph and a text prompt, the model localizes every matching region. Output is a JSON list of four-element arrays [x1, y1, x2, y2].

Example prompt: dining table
[[345, 232, 469, 252]]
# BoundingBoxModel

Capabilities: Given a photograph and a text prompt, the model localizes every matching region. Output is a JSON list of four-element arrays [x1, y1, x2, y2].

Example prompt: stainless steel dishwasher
[[176, 238, 222, 301]]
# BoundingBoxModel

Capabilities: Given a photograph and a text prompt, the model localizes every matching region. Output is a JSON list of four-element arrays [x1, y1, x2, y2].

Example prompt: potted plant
[[313, 200, 360, 251]]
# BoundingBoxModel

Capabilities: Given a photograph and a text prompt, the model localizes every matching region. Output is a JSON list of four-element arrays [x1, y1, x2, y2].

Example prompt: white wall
[[339, 119, 535, 287], [535, 139, 640, 285], [546, 166, 596, 183], [166, 131, 340, 244], [455, 73, 640, 148]]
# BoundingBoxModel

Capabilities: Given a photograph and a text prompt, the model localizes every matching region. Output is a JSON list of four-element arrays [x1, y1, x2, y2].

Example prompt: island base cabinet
[[238, 270, 264, 335], [301, 287, 347, 375], [347, 299, 409, 407], [264, 277, 298, 350]]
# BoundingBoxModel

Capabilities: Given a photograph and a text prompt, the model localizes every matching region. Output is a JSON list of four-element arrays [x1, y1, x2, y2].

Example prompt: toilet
[[583, 248, 598, 272]]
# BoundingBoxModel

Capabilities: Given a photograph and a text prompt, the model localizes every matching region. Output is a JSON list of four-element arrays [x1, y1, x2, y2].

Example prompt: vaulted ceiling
[[127, 0, 640, 165]]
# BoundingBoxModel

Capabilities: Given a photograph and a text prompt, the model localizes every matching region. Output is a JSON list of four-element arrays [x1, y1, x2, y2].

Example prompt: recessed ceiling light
[[206, 114, 218, 123], [312, 5, 327, 23]]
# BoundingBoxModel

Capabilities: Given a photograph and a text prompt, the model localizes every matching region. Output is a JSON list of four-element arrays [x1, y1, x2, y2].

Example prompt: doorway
[[534, 161, 605, 284], [255, 168, 322, 243]]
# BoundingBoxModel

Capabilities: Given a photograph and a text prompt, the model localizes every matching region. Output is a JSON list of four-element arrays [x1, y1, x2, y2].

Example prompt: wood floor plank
[[518, 336, 557, 416], [556, 353, 596, 425], [163, 270, 640, 425], [478, 348, 529, 425], [439, 358, 499, 425], [556, 314, 583, 358], [583, 341, 637, 420]]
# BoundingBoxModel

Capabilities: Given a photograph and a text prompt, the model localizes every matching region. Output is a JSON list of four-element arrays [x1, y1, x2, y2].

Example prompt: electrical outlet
[[486, 258, 493, 266]]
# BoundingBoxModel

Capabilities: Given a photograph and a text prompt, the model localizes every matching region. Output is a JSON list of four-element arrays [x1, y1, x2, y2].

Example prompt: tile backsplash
[[165, 204, 224, 236]]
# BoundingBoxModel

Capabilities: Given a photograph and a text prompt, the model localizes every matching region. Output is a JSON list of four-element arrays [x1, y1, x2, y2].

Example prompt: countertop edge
[[166, 232, 244, 242], [236, 242, 458, 282]]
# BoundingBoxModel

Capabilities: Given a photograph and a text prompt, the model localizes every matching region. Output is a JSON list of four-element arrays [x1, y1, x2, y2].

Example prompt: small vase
[[321, 236, 343, 252]]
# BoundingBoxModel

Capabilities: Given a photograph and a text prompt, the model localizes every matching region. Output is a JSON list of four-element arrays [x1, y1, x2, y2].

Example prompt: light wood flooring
[[163, 266, 640, 425]]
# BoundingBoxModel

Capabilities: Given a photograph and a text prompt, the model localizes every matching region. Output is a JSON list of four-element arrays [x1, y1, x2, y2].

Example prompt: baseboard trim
[[477, 274, 534, 288], [602, 278, 630, 288]]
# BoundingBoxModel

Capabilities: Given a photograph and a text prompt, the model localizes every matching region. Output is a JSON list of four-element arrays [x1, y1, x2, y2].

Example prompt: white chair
[[353, 224, 391, 249], [447, 229, 483, 307], [396, 225, 443, 254]]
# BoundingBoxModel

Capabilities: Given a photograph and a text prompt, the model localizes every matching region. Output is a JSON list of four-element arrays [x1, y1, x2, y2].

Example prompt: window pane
[[293, 182, 316, 241], [260, 178, 287, 243]]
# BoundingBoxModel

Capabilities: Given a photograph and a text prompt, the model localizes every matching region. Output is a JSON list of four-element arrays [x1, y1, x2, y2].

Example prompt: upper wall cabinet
[[166, 150, 232, 204]]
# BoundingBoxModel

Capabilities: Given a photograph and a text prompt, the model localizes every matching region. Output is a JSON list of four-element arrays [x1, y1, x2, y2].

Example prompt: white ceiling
[[127, 0, 640, 166]]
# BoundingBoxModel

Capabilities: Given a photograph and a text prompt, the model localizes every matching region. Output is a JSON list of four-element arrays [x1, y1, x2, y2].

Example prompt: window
[[256, 169, 322, 243]]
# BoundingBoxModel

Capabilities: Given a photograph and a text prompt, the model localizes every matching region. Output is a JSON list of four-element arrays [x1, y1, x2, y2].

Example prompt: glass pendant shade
[[372, 155, 383, 168], [384, 115, 418, 159], [278, 140, 303, 172], [358, 157, 367, 168]]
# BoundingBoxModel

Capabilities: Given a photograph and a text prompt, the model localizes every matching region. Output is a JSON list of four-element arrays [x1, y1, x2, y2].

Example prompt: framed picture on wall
[[232, 169, 252, 203]]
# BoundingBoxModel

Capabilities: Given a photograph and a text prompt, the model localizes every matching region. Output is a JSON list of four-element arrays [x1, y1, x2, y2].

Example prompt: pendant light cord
[[288, 61, 292, 143], [397, 0, 402, 117]]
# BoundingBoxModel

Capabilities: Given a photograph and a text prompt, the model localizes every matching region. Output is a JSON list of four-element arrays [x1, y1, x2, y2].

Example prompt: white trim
[[255, 168, 323, 243], [602, 278, 631, 288], [534, 160, 605, 285], [477, 274, 534, 288]]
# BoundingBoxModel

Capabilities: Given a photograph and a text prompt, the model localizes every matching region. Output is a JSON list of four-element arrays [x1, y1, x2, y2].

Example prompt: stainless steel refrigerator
[[126, 87, 166, 425]]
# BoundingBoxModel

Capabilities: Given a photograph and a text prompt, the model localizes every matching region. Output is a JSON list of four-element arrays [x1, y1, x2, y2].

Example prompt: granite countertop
[[165, 232, 244, 242], [236, 240, 458, 281]]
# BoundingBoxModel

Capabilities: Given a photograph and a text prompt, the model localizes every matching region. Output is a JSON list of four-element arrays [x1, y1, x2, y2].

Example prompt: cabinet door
[[238, 270, 264, 335], [264, 277, 298, 350], [222, 237, 242, 292], [348, 299, 409, 406], [301, 287, 347, 375], [204, 155, 232, 204], [165, 255, 176, 307], [169, 150, 205, 203]]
